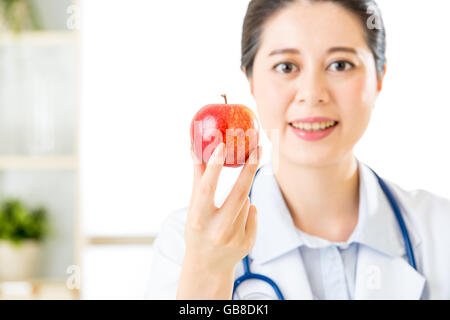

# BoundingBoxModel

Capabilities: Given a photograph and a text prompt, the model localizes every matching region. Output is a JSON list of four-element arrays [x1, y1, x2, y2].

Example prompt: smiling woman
[[233, 0, 389, 300], [147, 0, 450, 301], [241, 0, 387, 234]]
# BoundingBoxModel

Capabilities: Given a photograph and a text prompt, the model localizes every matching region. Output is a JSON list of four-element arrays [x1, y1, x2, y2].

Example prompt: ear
[[377, 63, 387, 92]]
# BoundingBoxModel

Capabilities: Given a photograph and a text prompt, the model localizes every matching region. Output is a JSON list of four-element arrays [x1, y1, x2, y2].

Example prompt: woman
[[146, 0, 450, 300]]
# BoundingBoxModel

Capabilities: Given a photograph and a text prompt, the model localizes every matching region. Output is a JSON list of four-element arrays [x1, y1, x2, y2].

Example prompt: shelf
[[0, 31, 77, 45], [0, 156, 77, 170], [0, 278, 78, 300], [85, 236, 156, 246]]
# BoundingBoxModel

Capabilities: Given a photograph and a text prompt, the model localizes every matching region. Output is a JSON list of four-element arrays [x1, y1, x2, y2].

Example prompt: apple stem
[[221, 94, 227, 104]]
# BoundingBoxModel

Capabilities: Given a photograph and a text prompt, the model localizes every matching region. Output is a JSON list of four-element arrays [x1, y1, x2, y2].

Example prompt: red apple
[[190, 94, 259, 168]]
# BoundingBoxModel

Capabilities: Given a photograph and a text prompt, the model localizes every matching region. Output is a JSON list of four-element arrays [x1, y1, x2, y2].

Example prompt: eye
[[273, 62, 298, 74], [328, 60, 355, 72]]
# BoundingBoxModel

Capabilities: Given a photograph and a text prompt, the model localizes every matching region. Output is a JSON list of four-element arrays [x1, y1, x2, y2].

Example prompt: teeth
[[291, 121, 337, 131]]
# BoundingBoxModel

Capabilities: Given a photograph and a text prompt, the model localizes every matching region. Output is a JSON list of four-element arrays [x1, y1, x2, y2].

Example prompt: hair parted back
[[241, 0, 386, 78]]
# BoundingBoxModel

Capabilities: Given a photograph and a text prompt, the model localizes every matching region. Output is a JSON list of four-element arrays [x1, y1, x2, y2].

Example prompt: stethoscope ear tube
[[367, 167, 417, 270]]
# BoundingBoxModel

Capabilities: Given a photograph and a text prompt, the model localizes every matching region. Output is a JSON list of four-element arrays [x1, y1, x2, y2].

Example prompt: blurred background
[[0, 0, 449, 299]]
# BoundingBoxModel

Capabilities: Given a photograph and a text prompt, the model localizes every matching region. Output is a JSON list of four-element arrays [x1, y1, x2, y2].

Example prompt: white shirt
[[249, 159, 365, 300], [296, 235, 359, 300], [145, 158, 450, 300]]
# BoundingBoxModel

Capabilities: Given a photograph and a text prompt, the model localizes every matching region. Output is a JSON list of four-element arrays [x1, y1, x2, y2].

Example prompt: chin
[[279, 142, 342, 168]]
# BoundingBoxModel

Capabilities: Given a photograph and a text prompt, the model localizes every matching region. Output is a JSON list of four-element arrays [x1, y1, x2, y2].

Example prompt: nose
[[294, 68, 329, 106]]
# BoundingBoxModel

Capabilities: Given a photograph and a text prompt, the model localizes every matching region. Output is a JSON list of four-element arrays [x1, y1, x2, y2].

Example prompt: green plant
[[0, 198, 49, 245], [0, 0, 42, 33]]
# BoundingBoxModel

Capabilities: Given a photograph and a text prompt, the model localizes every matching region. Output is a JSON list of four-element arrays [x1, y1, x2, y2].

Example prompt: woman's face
[[247, 1, 385, 168]]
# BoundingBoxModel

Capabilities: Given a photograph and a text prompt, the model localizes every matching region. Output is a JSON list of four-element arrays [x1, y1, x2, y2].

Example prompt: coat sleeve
[[144, 208, 187, 300]]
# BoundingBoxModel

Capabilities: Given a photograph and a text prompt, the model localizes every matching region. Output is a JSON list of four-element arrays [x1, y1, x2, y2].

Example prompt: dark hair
[[241, 0, 386, 78]]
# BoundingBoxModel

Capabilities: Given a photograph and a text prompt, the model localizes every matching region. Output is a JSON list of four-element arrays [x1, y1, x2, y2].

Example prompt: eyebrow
[[268, 47, 358, 56]]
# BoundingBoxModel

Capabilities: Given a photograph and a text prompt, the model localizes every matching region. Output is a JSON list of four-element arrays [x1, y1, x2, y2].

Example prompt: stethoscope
[[232, 165, 417, 300]]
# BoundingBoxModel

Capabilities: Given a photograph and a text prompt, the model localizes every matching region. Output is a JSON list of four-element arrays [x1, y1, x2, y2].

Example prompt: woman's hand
[[176, 142, 261, 299]]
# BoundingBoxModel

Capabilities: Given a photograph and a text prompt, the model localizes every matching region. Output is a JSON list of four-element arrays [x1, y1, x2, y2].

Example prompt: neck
[[272, 151, 360, 242]]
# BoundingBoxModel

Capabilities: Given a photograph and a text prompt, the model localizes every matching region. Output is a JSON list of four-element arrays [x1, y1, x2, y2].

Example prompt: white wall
[[80, 0, 253, 237], [355, 0, 450, 198]]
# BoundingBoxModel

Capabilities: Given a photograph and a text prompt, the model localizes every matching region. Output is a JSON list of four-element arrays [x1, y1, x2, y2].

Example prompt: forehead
[[258, 1, 368, 55]]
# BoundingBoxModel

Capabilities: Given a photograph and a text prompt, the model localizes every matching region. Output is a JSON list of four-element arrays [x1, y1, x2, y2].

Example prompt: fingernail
[[218, 142, 226, 164], [209, 142, 224, 165], [191, 149, 201, 165]]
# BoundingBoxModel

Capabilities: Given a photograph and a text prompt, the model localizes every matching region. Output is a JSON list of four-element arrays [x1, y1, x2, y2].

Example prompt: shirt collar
[[250, 158, 421, 265]]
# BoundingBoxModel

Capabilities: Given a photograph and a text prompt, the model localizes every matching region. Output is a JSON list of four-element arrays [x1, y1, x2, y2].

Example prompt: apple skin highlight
[[190, 94, 259, 168]]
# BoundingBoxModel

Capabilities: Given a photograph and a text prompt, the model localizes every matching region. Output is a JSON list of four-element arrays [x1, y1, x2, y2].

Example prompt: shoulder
[[388, 181, 450, 223], [386, 179, 450, 248]]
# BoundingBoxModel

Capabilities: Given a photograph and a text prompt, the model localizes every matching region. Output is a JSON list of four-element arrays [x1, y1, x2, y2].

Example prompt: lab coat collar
[[245, 158, 425, 299], [249, 158, 422, 265]]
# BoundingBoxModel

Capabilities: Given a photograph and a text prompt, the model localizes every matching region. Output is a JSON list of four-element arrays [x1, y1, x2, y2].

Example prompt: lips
[[289, 117, 339, 141], [289, 116, 338, 123]]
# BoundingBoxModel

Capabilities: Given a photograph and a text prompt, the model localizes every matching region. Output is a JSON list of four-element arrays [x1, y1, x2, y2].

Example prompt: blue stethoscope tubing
[[232, 165, 417, 300]]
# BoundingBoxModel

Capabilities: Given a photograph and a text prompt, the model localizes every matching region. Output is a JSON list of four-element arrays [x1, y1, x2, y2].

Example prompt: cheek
[[335, 76, 375, 127], [253, 74, 291, 131]]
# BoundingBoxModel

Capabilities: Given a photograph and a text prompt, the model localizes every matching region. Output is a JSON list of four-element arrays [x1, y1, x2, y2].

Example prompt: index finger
[[192, 142, 227, 208], [191, 145, 206, 189]]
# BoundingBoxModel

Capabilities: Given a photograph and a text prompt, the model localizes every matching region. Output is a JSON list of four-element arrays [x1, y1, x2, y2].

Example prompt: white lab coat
[[145, 159, 450, 300]]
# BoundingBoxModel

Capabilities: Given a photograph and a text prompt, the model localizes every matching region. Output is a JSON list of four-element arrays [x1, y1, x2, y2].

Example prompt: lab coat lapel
[[354, 245, 426, 299], [247, 160, 426, 300], [354, 162, 426, 299], [246, 163, 314, 300]]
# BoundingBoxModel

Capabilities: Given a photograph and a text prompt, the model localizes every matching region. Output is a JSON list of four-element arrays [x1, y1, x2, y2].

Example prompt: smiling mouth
[[289, 120, 339, 132]]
